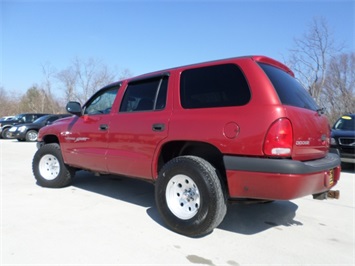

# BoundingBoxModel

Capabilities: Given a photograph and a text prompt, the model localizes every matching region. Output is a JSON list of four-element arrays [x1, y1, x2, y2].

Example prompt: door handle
[[152, 123, 165, 132], [99, 124, 109, 131]]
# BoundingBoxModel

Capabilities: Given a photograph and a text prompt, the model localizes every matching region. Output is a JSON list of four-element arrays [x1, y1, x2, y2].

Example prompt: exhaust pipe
[[313, 190, 340, 200], [327, 190, 340, 199]]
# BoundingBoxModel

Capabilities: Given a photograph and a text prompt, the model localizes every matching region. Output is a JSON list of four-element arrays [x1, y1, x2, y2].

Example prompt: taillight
[[264, 118, 293, 157]]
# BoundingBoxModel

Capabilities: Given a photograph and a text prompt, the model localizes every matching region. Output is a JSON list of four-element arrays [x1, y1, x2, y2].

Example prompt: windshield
[[333, 116, 355, 131], [13, 114, 23, 121], [0, 117, 13, 122], [33, 115, 50, 124]]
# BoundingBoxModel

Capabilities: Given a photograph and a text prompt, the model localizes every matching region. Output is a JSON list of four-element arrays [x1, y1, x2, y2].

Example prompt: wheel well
[[158, 141, 227, 187], [42, 134, 60, 145]]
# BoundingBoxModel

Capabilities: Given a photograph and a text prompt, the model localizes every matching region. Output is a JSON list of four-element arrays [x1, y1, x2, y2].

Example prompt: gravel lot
[[1, 139, 354, 266]]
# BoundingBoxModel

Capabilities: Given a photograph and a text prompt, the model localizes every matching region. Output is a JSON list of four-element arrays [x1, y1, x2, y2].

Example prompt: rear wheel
[[32, 143, 75, 188], [155, 156, 227, 237]]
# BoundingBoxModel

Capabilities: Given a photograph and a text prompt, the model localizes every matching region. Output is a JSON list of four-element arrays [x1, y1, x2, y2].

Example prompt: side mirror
[[66, 101, 82, 116]]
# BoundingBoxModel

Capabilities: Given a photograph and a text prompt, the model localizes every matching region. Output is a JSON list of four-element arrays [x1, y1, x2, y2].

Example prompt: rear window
[[180, 64, 251, 109], [259, 63, 318, 111]]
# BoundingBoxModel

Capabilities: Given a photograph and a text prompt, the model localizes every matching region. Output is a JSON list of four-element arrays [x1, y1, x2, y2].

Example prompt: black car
[[7, 114, 72, 142], [330, 114, 355, 165], [0, 113, 50, 139]]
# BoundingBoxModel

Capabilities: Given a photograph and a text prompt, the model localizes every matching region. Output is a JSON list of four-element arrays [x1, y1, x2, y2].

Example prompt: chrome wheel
[[26, 130, 38, 142], [38, 154, 60, 180], [166, 174, 200, 220]]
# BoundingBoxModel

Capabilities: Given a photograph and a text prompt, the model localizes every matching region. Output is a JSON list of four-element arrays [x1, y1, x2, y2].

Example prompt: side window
[[24, 114, 34, 122], [48, 116, 58, 123], [180, 64, 251, 109], [84, 87, 119, 115], [119, 76, 168, 112]]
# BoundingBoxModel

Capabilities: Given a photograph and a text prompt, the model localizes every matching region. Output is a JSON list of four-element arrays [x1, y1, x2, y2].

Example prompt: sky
[[1, 0, 354, 96]]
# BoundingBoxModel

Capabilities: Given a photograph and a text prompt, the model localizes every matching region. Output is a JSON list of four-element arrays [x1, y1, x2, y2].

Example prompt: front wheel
[[32, 143, 75, 188], [1, 127, 10, 139], [155, 156, 227, 237], [26, 130, 38, 142]]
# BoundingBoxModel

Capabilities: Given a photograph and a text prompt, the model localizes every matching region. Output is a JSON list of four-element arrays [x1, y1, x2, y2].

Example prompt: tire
[[25, 130, 38, 142], [32, 143, 75, 188], [155, 156, 227, 237], [1, 127, 10, 139]]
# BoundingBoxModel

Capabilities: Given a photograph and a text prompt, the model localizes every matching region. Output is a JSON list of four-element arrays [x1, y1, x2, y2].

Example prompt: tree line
[[0, 58, 132, 117], [0, 17, 354, 125]]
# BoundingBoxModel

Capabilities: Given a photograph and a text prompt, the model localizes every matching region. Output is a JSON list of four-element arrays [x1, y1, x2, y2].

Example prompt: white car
[[0, 116, 15, 121]]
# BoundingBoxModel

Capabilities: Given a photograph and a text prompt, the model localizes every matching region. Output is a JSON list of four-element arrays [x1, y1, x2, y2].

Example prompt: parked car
[[0, 113, 50, 139], [7, 114, 72, 142], [32, 55, 341, 236], [0, 116, 15, 122], [330, 114, 355, 165]]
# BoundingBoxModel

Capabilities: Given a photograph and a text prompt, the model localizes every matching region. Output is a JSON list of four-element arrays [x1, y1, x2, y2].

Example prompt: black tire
[[32, 143, 75, 188], [1, 127, 10, 139], [25, 130, 38, 142], [155, 156, 227, 237]]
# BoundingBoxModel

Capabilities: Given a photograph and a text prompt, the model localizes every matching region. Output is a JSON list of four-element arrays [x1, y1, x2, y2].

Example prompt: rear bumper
[[223, 153, 341, 200]]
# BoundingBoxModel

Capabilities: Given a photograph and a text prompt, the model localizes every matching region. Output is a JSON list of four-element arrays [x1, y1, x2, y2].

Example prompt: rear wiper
[[317, 107, 326, 115]]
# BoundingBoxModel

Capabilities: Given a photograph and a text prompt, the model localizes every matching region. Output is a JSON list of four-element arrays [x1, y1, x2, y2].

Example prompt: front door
[[61, 86, 119, 172]]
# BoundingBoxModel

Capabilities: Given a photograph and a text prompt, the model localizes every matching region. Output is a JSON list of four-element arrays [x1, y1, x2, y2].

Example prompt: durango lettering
[[296, 140, 310, 145]]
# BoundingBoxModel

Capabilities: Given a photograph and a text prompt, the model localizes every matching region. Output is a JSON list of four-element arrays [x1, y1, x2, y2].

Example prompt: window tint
[[333, 116, 355, 131], [33, 116, 49, 124], [84, 87, 119, 115], [48, 116, 59, 123], [24, 114, 34, 122], [259, 63, 318, 111], [119, 76, 168, 112], [180, 64, 250, 109]]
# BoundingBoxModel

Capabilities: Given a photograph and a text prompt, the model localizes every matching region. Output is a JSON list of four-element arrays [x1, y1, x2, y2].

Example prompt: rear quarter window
[[180, 64, 251, 109], [259, 63, 318, 111]]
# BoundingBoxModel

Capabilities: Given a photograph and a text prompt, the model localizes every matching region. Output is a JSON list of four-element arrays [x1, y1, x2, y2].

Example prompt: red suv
[[32, 56, 341, 236]]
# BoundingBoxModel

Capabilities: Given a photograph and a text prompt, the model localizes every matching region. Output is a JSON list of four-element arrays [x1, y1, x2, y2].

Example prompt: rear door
[[259, 63, 329, 161], [106, 75, 171, 180]]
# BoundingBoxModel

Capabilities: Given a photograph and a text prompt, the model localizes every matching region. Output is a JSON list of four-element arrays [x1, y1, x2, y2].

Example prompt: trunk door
[[258, 62, 329, 161], [286, 106, 329, 161]]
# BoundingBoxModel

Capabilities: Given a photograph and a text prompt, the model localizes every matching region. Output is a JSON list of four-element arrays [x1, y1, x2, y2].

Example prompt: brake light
[[264, 118, 293, 157]]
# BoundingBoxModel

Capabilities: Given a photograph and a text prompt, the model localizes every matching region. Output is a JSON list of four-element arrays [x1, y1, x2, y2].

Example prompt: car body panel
[[60, 114, 111, 172]]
